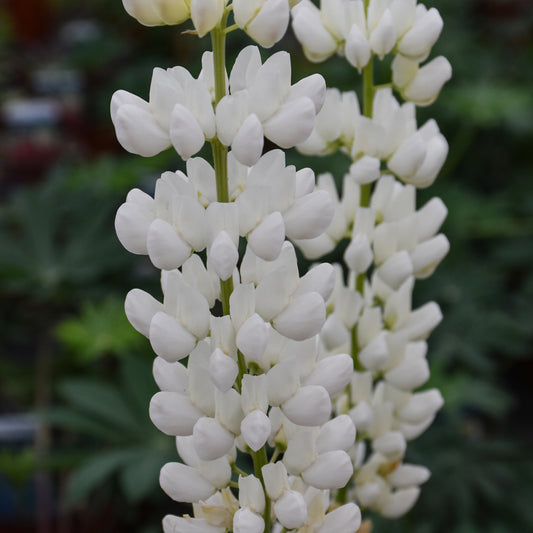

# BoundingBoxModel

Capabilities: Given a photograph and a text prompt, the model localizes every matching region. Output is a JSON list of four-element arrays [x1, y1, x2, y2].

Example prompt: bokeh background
[[0, 1, 532, 532]]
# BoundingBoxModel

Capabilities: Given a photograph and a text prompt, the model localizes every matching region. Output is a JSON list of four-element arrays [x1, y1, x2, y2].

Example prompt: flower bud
[[344, 234, 373, 274], [369, 9, 396, 58], [191, 0, 225, 37], [304, 353, 353, 397], [387, 464, 431, 488], [122, 0, 190, 26], [345, 24, 371, 71], [115, 193, 154, 255], [231, 114, 265, 166], [377, 250, 413, 290], [209, 348, 239, 392], [209, 231, 239, 281], [398, 7, 443, 60], [241, 410, 271, 451]]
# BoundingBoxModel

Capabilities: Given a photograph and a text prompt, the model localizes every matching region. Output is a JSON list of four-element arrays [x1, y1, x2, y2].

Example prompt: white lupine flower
[[233, 508, 264, 533], [122, 0, 190, 26], [208, 348, 238, 392], [373, 431, 407, 461], [192, 417, 235, 461], [315, 502, 362, 533], [236, 314, 269, 364], [190, 0, 225, 37], [150, 391, 204, 436], [239, 475, 265, 514], [241, 410, 272, 451], [192, 488, 240, 529], [303, 353, 353, 397], [384, 341, 430, 391], [380, 486, 421, 518], [282, 385, 331, 426], [216, 47, 326, 164], [111, 64, 215, 159], [153, 357, 189, 394], [302, 449, 354, 489], [209, 231, 239, 280], [160, 459, 231, 503], [397, 389, 444, 425], [110, 90, 170, 157], [316, 415, 356, 453], [387, 464, 431, 489], [397, 6, 443, 61], [163, 515, 225, 533], [274, 490, 308, 529], [233, 0, 290, 48], [393, 55, 452, 106], [273, 292, 326, 341]]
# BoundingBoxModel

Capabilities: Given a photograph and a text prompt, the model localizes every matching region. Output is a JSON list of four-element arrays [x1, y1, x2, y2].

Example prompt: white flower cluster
[[111, 46, 325, 166], [292, 0, 451, 105], [111, 0, 451, 531]]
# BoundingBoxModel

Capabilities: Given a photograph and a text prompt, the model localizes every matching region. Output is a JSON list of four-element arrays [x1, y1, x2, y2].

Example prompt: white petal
[[163, 515, 224, 533], [124, 288, 163, 337], [114, 199, 154, 254], [147, 218, 191, 270], [273, 292, 325, 341], [170, 103, 205, 159], [248, 212, 285, 261], [160, 462, 215, 503], [316, 503, 362, 533], [193, 417, 235, 461], [208, 348, 239, 392], [284, 190, 334, 240], [231, 114, 264, 166], [241, 410, 271, 451], [316, 415, 356, 454], [209, 231, 239, 281], [236, 313, 269, 364], [246, 0, 290, 48], [380, 487, 420, 518], [304, 354, 353, 397], [274, 490, 307, 529], [149, 311, 197, 361], [239, 475, 266, 514], [282, 385, 331, 426], [150, 391, 203, 436], [233, 508, 264, 533], [302, 450, 353, 489]]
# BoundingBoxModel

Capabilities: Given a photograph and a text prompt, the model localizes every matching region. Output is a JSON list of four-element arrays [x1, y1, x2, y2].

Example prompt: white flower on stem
[[122, 0, 191, 26], [160, 458, 231, 503], [241, 410, 271, 451], [233, 508, 264, 533], [216, 47, 326, 164], [397, 6, 443, 62], [163, 515, 225, 533], [192, 416, 235, 461], [111, 62, 215, 159], [190, 0, 225, 37], [315, 502, 362, 533], [208, 348, 239, 392], [233, 0, 290, 48], [392, 55, 452, 106]]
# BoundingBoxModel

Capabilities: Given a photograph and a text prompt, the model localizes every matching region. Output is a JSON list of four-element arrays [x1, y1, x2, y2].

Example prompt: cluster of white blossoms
[[111, 0, 451, 531]]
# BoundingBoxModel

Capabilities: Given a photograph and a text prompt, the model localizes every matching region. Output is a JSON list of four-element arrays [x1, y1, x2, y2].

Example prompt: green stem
[[251, 447, 271, 533], [210, 24, 234, 315]]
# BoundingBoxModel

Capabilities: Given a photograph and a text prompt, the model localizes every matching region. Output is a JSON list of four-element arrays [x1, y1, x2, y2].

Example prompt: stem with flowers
[[110, 0, 453, 531]]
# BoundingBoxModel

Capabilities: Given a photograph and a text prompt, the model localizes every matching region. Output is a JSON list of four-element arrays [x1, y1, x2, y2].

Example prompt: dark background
[[0, 1, 532, 532]]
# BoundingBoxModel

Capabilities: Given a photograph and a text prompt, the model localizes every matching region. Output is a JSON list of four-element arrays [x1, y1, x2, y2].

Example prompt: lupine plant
[[110, 1, 451, 531]]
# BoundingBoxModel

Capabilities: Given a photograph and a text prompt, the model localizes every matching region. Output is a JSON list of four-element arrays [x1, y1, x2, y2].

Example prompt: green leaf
[[65, 449, 138, 506], [118, 449, 166, 503], [58, 379, 141, 437]]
